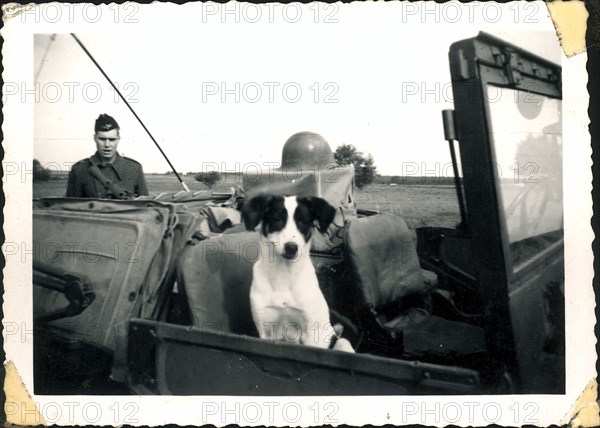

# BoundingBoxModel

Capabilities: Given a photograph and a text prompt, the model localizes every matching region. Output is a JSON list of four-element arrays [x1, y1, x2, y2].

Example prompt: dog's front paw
[[329, 323, 355, 353], [332, 338, 355, 353]]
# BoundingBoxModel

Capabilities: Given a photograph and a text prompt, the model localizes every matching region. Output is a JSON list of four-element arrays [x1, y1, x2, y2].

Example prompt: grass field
[[33, 174, 461, 230]]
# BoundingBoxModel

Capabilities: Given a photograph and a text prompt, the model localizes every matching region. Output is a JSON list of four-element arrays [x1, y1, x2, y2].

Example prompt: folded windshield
[[486, 86, 563, 270]]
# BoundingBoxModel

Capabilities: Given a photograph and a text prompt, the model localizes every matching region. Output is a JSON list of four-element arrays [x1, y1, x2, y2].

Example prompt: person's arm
[[65, 167, 81, 197], [136, 165, 149, 196]]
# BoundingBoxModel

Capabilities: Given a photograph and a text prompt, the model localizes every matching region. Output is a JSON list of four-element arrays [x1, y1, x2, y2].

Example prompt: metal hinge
[[501, 47, 523, 85]]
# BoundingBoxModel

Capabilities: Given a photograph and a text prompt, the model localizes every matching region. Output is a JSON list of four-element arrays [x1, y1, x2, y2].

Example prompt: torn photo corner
[[2, 1, 596, 427]]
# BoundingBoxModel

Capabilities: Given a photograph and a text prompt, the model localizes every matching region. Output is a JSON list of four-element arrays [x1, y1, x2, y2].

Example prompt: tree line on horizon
[[36, 144, 458, 188]]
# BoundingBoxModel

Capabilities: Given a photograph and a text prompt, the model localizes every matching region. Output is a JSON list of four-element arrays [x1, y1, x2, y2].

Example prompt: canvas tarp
[[33, 198, 205, 381]]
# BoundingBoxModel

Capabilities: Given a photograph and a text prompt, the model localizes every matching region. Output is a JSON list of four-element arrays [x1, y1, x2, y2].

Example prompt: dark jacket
[[66, 153, 148, 198]]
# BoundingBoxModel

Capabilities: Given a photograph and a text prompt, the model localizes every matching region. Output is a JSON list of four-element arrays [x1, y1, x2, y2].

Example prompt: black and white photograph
[[2, 1, 595, 426]]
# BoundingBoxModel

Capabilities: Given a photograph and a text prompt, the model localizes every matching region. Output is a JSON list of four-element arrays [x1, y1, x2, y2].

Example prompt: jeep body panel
[[127, 318, 481, 395]]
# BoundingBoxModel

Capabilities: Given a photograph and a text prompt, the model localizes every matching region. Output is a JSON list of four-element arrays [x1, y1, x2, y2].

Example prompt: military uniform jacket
[[66, 153, 149, 198]]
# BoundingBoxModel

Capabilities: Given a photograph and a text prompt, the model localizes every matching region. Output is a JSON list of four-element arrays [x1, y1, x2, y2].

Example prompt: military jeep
[[33, 32, 564, 395]]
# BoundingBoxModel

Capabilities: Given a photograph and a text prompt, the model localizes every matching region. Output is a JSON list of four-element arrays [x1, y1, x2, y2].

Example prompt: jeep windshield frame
[[448, 32, 562, 388]]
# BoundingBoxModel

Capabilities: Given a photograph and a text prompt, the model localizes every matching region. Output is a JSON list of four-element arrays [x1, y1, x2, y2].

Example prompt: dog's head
[[242, 194, 336, 260]]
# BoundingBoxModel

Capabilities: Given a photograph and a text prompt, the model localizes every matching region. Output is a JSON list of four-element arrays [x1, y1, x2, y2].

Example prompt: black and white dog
[[242, 194, 354, 352]]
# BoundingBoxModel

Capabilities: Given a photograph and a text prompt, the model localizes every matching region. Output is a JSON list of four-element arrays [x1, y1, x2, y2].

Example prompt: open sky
[[33, 2, 561, 175]]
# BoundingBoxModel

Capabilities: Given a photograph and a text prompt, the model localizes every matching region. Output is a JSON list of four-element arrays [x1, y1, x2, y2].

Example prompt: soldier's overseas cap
[[95, 114, 119, 132]]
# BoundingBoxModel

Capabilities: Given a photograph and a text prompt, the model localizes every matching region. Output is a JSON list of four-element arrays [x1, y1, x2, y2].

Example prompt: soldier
[[66, 114, 148, 199]]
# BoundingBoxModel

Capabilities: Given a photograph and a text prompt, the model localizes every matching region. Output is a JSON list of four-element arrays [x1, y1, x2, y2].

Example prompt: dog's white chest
[[251, 265, 314, 309], [261, 286, 294, 308], [250, 260, 330, 345]]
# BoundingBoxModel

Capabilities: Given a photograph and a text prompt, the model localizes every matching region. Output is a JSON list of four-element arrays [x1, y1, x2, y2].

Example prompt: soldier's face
[[94, 129, 120, 162]]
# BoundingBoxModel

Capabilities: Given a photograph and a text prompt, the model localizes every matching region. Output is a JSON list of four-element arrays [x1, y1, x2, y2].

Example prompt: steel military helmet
[[280, 131, 336, 171]]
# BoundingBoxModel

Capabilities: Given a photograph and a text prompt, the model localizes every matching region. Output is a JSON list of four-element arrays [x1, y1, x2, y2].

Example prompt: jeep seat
[[176, 232, 258, 337], [343, 213, 486, 358]]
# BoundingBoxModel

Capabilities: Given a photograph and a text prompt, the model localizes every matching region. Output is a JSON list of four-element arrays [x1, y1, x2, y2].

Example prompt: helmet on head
[[281, 131, 336, 170]]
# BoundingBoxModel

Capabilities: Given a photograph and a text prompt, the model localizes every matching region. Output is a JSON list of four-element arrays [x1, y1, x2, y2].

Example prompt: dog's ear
[[297, 196, 336, 233], [241, 194, 271, 231]]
